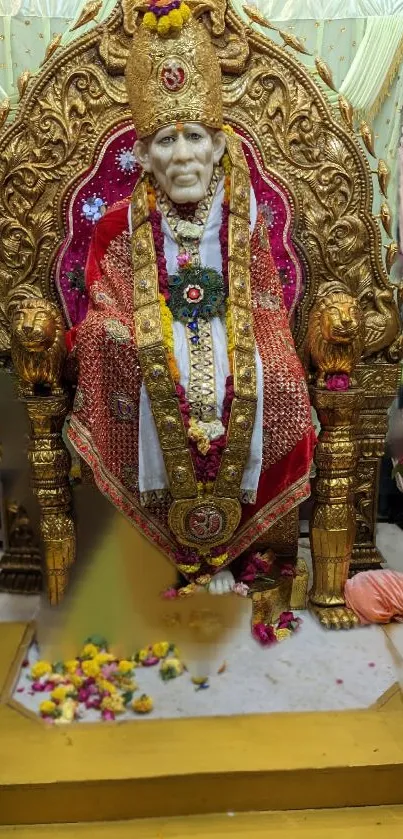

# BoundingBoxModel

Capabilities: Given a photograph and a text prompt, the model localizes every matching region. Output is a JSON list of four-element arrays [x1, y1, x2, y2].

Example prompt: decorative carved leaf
[[71, 0, 103, 31]]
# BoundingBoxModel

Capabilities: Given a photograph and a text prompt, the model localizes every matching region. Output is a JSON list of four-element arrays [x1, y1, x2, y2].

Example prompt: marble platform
[[2, 523, 403, 718]]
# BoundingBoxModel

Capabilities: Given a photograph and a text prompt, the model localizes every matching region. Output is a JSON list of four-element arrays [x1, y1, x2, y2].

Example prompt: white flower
[[82, 196, 107, 223], [197, 419, 225, 441], [233, 582, 249, 597], [116, 148, 137, 173]]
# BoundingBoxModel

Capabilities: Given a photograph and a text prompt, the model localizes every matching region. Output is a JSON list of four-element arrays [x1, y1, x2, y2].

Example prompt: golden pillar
[[309, 387, 364, 629], [24, 394, 75, 605], [10, 299, 75, 605]]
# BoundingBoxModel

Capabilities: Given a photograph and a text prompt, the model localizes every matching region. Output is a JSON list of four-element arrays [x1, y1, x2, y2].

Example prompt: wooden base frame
[[1, 621, 403, 827]]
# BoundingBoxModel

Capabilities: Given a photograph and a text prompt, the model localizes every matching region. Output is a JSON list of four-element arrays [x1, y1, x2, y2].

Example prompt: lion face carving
[[320, 297, 362, 345], [307, 291, 364, 386], [10, 299, 66, 395], [12, 304, 58, 353]]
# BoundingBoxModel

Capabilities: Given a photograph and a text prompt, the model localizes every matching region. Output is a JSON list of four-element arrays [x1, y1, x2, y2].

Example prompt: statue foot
[[208, 570, 235, 595], [309, 603, 360, 630]]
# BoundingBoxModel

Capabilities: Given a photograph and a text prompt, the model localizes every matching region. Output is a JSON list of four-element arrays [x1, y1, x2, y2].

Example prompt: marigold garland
[[147, 176, 234, 503], [145, 151, 248, 577], [143, 1, 191, 35]]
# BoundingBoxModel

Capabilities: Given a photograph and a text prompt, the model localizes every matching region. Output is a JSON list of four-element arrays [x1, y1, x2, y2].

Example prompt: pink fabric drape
[[345, 570, 403, 625]]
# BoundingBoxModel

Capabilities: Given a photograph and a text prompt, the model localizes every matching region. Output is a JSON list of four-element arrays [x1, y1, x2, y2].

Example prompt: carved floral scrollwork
[[0, 40, 127, 351], [222, 35, 399, 356]]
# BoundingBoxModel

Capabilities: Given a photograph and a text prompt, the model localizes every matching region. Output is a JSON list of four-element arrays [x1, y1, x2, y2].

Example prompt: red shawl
[[67, 200, 316, 566]]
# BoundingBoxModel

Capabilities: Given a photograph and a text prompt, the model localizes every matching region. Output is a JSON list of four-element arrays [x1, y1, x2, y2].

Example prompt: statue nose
[[173, 134, 191, 161], [23, 324, 35, 336]]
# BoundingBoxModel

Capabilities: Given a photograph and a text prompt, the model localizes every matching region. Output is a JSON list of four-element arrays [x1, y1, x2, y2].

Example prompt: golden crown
[[125, 4, 223, 139]]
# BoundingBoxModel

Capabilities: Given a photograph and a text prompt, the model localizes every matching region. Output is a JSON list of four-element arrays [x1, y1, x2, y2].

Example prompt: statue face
[[321, 299, 361, 345], [12, 305, 56, 352], [134, 123, 226, 204]]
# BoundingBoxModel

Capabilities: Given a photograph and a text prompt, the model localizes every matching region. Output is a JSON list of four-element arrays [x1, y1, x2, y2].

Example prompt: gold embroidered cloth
[[68, 200, 316, 567]]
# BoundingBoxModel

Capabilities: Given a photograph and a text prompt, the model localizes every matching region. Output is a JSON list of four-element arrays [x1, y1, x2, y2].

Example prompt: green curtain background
[[1, 0, 402, 233]]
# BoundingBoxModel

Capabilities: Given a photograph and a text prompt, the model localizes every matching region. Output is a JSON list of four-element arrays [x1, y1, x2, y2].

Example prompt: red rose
[[325, 373, 350, 391], [252, 622, 277, 646]]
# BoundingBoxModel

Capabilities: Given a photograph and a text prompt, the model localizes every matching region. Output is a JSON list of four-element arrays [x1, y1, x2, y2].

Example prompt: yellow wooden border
[[1, 622, 403, 826]]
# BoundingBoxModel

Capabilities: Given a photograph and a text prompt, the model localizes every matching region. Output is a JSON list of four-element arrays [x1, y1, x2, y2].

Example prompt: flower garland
[[146, 129, 238, 576], [148, 171, 233, 484], [143, 0, 191, 36]]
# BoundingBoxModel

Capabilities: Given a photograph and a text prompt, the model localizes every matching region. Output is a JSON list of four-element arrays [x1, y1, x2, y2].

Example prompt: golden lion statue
[[306, 290, 364, 388], [10, 298, 66, 396]]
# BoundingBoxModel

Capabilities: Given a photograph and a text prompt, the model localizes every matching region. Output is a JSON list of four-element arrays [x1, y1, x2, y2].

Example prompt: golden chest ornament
[[131, 135, 257, 554]]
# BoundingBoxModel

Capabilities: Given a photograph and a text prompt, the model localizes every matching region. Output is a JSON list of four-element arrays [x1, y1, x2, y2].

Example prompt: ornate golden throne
[[0, 0, 401, 626]]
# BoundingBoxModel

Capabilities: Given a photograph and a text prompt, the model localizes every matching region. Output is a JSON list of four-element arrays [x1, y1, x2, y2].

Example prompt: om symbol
[[187, 504, 224, 541], [160, 60, 186, 92]]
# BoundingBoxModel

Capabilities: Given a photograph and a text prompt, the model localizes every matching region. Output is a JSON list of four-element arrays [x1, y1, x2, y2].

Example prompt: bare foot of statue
[[208, 570, 235, 595], [309, 603, 360, 630]]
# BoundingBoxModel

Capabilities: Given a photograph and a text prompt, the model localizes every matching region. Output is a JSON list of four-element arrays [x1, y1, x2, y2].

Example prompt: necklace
[[131, 133, 257, 561], [155, 166, 221, 265]]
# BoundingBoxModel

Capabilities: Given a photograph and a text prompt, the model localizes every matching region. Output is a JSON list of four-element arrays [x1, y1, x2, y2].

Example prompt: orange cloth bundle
[[345, 570, 403, 625]]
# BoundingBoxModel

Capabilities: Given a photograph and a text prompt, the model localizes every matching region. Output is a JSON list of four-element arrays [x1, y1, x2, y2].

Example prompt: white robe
[[129, 182, 264, 501]]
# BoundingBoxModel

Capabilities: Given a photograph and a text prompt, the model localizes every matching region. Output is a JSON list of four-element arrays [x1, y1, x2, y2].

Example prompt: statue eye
[[158, 136, 175, 146], [187, 132, 202, 142]]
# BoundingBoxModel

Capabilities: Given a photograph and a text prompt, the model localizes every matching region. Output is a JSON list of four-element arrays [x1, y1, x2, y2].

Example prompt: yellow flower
[[160, 657, 183, 681], [101, 694, 125, 714], [60, 698, 78, 722], [64, 659, 79, 674], [118, 659, 134, 675], [157, 15, 170, 35], [39, 700, 57, 716], [119, 677, 138, 692], [31, 660, 52, 680], [208, 552, 228, 568], [177, 562, 201, 574], [97, 678, 117, 694], [95, 652, 115, 666], [159, 295, 180, 381], [138, 648, 151, 663], [222, 123, 235, 136], [188, 419, 210, 455], [222, 153, 232, 176], [152, 642, 169, 659], [275, 628, 292, 642], [180, 2, 191, 22], [159, 294, 174, 353], [178, 583, 196, 597], [70, 673, 84, 689], [143, 10, 157, 30], [81, 659, 101, 678], [46, 672, 64, 684], [51, 684, 76, 703], [132, 694, 154, 714], [195, 574, 212, 586], [81, 643, 99, 659], [168, 9, 183, 28]]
